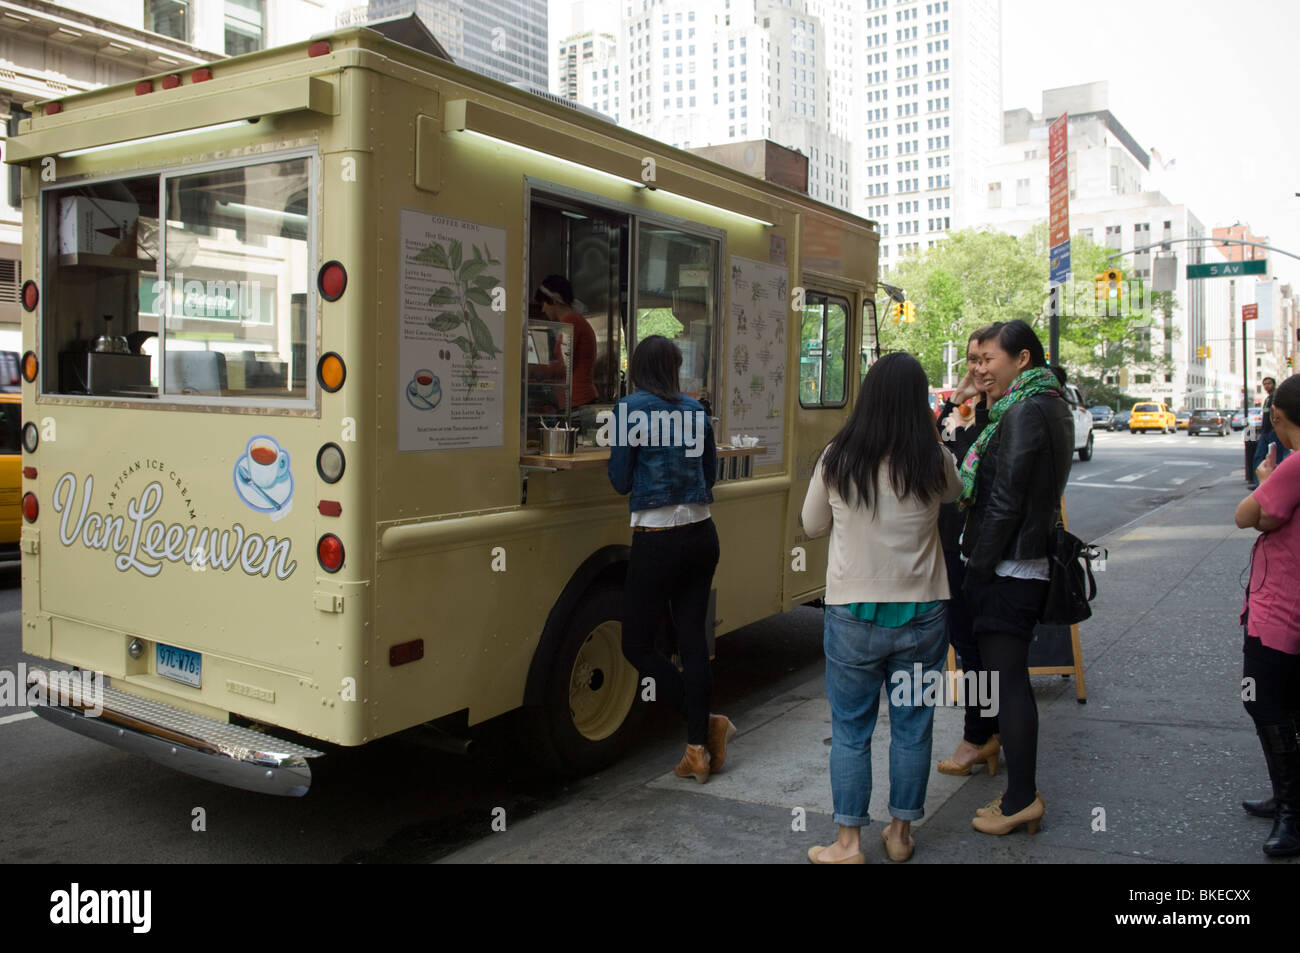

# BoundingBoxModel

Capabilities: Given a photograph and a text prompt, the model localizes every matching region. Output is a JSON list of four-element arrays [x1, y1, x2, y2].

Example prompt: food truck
[[7, 24, 880, 795]]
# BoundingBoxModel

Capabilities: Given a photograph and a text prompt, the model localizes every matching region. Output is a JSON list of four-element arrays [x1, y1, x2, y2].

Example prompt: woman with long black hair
[[608, 336, 734, 784], [1234, 373, 1300, 857], [958, 320, 1072, 836], [801, 352, 961, 863]]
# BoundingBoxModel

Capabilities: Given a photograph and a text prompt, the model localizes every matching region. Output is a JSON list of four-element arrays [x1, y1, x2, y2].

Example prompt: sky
[[548, 0, 1300, 290]]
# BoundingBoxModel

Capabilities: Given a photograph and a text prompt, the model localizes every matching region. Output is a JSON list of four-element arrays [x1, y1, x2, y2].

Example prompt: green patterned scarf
[[958, 366, 1060, 508]]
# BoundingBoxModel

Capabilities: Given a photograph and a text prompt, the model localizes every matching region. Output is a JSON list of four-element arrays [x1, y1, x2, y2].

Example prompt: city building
[[557, 30, 616, 106], [971, 82, 1211, 410], [344, 0, 547, 87], [859, 0, 1001, 270]]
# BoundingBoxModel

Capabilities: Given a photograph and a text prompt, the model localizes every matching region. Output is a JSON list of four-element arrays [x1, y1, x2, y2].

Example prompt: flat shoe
[[807, 844, 864, 864], [881, 828, 914, 862]]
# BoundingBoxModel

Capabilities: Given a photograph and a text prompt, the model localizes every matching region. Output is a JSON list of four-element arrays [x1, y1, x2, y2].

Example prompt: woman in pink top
[[1234, 373, 1300, 857]]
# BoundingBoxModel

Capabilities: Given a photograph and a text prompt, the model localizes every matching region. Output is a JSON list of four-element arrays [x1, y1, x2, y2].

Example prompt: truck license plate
[[156, 643, 201, 688]]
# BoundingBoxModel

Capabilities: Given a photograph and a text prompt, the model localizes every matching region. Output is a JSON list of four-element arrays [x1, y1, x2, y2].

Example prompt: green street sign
[[1186, 260, 1267, 279]]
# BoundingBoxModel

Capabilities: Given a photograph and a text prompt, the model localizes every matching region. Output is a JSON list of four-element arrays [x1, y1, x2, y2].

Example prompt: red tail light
[[22, 493, 37, 523], [317, 534, 344, 572]]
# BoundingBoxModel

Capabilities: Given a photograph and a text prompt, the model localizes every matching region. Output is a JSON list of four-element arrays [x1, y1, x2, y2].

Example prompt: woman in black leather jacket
[[957, 320, 1073, 836]]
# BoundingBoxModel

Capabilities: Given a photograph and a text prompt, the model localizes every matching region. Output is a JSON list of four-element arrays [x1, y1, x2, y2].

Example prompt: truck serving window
[[635, 222, 717, 405], [800, 291, 849, 408], [40, 153, 313, 406]]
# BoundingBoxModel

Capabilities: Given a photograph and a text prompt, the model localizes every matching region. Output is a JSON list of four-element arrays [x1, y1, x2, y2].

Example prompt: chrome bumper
[[26, 666, 324, 797]]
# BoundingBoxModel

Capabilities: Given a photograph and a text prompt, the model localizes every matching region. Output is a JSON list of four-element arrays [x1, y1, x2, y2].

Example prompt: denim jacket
[[607, 390, 717, 511]]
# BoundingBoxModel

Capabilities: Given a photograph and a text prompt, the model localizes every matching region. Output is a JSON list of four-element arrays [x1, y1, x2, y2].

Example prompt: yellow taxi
[[0, 390, 20, 554], [1129, 400, 1176, 434]]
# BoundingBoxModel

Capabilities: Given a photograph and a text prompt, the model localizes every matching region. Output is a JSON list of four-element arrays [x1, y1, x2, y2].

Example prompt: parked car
[[1175, 409, 1192, 430], [1061, 383, 1095, 460], [1229, 409, 1247, 431], [1129, 401, 1176, 433], [1188, 408, 1229, 437], [1110, 409, 1132, 431], [1249, 407, 1263, 429], [1089, 405, 1114, 427]]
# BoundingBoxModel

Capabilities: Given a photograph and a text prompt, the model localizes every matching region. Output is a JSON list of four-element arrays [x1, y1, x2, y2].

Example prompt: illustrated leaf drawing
[[427, 285, 459, 306], [459, 259, 487, 284], [413, 243, 450, 269], [449, 240, 463, 271], [465, 285, 491, 307], [429, 311, 461, 332], [468, 313, 499, 355], [452, 336, 473, 353]]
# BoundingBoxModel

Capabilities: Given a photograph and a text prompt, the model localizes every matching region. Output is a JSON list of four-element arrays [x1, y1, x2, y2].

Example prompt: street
[[0, 429, 1256, 863]]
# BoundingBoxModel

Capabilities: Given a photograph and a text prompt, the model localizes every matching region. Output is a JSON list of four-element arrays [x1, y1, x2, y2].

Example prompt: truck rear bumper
[[26, 666, 325, 797]]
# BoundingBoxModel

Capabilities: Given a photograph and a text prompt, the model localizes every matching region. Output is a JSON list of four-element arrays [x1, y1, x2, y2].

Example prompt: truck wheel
[[1077, 431, 1093, 461], [519, 586, 646, 776]]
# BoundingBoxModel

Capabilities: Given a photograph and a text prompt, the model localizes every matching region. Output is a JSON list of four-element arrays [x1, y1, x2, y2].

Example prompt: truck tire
[[517, 585, 646, 776]]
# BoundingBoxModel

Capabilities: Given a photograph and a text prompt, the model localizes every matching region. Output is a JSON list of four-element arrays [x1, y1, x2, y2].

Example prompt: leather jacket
[[960, 392, 1074, 579]]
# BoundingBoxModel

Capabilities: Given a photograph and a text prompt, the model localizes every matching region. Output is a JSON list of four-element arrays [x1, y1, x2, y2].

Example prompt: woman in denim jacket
[[607, 336, 734, 783]]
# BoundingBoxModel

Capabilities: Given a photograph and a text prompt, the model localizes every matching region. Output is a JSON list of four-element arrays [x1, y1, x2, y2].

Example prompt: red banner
[[1048, 114, 1069, 249]]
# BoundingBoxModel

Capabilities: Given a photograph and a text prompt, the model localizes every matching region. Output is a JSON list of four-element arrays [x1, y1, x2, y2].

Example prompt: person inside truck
[[531, 275, 598, 430]]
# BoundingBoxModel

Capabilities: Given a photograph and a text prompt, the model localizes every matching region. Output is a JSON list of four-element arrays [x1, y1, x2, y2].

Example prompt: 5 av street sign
[[1186, 260, 1267, 279]]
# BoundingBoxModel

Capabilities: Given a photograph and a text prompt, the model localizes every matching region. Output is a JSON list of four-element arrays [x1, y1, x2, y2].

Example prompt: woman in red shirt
[[533, 275, 598, 415], [1234, 373, 1300, 857]]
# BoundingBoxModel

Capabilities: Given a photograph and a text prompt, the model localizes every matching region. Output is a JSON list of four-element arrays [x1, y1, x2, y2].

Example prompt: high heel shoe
[[937, 735, 1000, 776], [673, 743, 710, 783], [972, 794, 1045, 835], [880, 827, 915, 862], [707, 714, 738, 772], [976, 790, 1041, 817]]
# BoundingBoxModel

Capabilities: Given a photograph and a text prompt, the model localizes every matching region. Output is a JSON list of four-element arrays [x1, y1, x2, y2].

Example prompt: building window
[[1016, 178, 1030, 205], [987, 182, 1001, 209], [224, 0, 264, 56], [146, 0, 190, 41]]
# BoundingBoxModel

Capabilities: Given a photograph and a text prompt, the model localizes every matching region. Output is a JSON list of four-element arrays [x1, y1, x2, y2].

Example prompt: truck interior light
[[316, 443, 345, 483], [22, 493, 37, 523], [21, 280, 37, 311], [318, 261, 347, 301], [21, 423, 37, 453], [457, 129, 648, 191], [317, 500, 342, 517], [317, 534, 344, 572], [21, 351, 37, 383], [57, 120, 253, 159], [317, 353, 346, 392]]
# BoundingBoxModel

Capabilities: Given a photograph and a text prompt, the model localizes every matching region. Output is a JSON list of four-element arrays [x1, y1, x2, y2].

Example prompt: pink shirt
[[1243, 453, 1300, 654]]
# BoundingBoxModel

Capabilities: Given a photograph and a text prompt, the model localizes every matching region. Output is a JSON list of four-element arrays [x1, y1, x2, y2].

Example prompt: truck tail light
[[317, 534, 344, 572], [317, 353, 345, 392], [21, 281, 37, 312], [318, 261, 347, 301], [22, 493, 37, 523], [21, 351, 37, 382]]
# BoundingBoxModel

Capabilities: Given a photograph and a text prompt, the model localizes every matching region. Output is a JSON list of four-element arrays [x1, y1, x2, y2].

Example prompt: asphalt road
[[0, 426, 1252, 862]]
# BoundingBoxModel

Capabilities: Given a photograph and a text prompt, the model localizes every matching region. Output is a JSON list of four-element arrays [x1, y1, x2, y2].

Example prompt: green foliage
[[412, 240, 502, 393], [877, 224, 1176, 400]]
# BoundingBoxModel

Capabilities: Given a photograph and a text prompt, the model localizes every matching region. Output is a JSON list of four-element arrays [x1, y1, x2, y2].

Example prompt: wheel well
[[522, 545, 631, 707]]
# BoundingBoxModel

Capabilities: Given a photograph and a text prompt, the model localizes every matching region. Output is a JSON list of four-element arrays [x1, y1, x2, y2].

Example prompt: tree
[[877, 223, 1175, 402]]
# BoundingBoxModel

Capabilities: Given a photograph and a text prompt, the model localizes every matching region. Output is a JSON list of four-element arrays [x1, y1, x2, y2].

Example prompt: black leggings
[[969, 574, 1047, 817], [1242, 631, 1300, 730], [945, 549, 999, 744], [621, 518, 721, 745]]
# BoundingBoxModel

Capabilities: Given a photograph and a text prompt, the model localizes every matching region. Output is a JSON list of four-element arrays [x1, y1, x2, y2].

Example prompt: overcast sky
[[548, 0, 1300, 289]]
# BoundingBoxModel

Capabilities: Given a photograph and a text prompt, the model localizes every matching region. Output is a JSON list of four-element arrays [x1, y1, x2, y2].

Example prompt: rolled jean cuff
[[888, 804, 925, 822], [832, 812, 870, 828]]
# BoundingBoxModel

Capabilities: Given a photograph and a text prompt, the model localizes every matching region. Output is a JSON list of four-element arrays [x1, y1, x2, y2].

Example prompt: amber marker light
[[21, 351, 37, 382], [318, 352, 345, 392]]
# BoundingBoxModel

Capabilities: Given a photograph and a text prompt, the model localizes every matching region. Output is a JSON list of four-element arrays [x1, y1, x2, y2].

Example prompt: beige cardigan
[[800, 447, 961, 605]]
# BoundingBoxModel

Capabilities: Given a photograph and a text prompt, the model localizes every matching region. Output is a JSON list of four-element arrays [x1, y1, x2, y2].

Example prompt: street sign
[[1186, 260, 1267, 279], [1050, 241, 1070, 286], [1243, 303, 1258, 321], [1048, 114, 1069, 249]]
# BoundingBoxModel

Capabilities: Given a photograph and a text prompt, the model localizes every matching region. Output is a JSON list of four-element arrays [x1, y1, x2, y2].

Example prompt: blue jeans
[[823, 602, 949, 827], [1253, 430, 1289, 482]]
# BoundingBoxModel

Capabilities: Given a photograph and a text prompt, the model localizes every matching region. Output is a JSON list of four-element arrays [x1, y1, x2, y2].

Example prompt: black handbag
[[1036, 403, 1099, 626]]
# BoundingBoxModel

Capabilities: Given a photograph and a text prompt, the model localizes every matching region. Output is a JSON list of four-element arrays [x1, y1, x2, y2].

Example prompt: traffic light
[[904, 301, 916, 323], [1106, 269, 1122, 303], [1289, 355, 1294, 370], [1196, 346, 1204, 359], [890, 302, 904, 322]]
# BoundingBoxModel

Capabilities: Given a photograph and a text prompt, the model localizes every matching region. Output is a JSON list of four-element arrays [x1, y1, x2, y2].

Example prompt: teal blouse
[[843, 600, 941, 628]]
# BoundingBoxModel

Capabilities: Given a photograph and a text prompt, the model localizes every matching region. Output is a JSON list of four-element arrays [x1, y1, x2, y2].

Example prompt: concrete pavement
[[440, 470, 1296, 864]]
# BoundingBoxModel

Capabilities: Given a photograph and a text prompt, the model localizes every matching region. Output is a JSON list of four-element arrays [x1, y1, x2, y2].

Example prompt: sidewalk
[[440, 475, 1296, 864]]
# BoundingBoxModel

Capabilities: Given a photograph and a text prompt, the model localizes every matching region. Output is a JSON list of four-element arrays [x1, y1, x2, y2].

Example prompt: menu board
[[398, 209, 507, 451], [727, 255, 787, 466]]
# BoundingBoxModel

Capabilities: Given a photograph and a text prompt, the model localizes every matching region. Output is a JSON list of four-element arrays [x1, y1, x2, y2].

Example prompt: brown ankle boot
[[707, 715, 738, 772], [673, 743, 711, 783]]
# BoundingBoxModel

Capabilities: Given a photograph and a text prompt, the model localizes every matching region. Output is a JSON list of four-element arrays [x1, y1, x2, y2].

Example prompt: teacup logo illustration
[[407, 368, 442, 410], [233, 435, 294, 520]]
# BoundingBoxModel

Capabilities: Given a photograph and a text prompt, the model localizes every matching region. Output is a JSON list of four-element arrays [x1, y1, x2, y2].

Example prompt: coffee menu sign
[[398, 209, 508, 451]]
